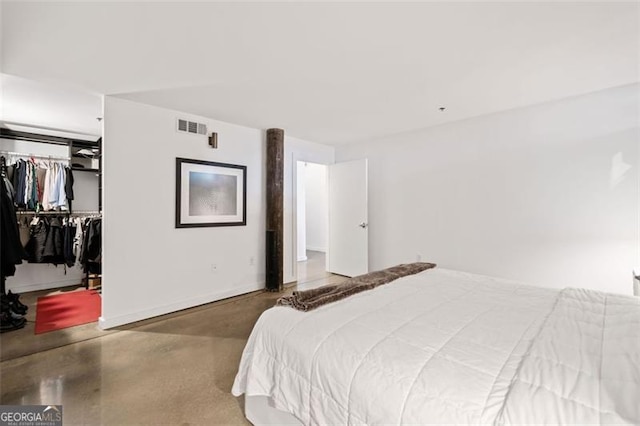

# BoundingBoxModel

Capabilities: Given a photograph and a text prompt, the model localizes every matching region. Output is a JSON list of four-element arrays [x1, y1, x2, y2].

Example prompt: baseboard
[[98, 282, 264, 330], [6, 278, 84, 294], [306, 246, 326, 253]]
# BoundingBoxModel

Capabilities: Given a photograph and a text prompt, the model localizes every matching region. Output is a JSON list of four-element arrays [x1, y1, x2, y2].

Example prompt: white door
[[328, 159, 368, 277]]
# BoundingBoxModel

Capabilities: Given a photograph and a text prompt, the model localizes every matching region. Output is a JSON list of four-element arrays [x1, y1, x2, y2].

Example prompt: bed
[[232, 268, 640, 425]]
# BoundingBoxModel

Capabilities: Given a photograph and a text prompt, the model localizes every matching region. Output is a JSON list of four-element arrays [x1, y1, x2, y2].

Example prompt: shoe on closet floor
[[0, 295, 27, 316], [7, 290, 28, 312], [0, 311, 26, 333]]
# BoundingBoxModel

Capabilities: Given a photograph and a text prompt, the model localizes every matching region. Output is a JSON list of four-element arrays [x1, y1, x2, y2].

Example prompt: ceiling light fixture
[[439, 107, 446, 112]]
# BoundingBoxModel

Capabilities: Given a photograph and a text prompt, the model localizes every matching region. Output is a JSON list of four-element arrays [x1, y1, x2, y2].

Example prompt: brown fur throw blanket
[[276, 262, 436, 312]]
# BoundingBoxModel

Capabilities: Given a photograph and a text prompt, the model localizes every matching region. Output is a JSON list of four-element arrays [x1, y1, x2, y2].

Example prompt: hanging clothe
[[63, 219, 76, 267], [36, 167, 46, 203], [5, 163, 14, 184], [24, 214, 98, 270], [55, 164, 67, 208], [41, 217, 65, 265], [25, 216, 69, 266], [80, 217, 101, 274], [41, 162, 51, 210], [18, 218, 30, 248], [65, 167, 74, 202], [0, 157, 28, 284], [23, 161, 31, 207], [3, 157, 72, 212], [25, 160, 38, 210], [13, 160, 26, 208], [72, 217, 85, 267], [47, 163, 59, 210], [25, 218, 48, 263]]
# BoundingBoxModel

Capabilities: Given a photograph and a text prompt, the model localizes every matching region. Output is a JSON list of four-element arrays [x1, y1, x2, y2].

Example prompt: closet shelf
[[71, 167, 100, 173]]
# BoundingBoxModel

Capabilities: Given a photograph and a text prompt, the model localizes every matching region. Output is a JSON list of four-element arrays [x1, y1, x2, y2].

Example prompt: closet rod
[[15, 210, 102, 216], [15, 211, 68, 215], [0, 150, 71, 162]]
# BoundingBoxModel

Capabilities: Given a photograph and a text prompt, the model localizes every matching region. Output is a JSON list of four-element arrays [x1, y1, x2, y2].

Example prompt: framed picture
[[175, 157, 247, 228]]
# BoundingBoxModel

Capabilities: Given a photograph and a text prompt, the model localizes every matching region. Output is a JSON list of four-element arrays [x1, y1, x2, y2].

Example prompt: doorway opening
[[0, 74, 103, 361], [296, 161, 330, 284]]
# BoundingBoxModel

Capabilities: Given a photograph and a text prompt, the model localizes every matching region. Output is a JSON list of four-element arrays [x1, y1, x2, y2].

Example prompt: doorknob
[[359, 222, 368, 228]]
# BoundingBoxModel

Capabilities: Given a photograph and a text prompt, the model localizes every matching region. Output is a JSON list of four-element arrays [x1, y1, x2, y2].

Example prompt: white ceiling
[[0, 74, 103, 136], [1, 1, 638, 145]]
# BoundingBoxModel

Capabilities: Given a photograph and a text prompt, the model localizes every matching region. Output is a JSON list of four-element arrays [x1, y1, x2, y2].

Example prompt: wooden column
[[266, 128, 284, 292]]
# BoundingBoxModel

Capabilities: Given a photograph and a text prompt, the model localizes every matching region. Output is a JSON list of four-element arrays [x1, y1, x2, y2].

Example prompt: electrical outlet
[[249, 257, 255, 266], [211, 264, 218, 273], [416, 253, 422, 262]]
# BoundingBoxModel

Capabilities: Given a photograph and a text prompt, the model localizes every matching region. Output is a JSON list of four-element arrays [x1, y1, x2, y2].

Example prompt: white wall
[[71, 171, 100, 212], [284, 139, 334, 283], [304, 163, 328, 252], [101, 96, 332, 327], [0, 138, 68, 157], [0, 2, 4, 76], [336, 84, 639, 295], [0, 138, 85, 292], [296, 162, 307, 261]]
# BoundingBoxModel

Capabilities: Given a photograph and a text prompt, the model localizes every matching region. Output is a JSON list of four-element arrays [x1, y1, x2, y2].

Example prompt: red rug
[[35, 290, 101, 334]]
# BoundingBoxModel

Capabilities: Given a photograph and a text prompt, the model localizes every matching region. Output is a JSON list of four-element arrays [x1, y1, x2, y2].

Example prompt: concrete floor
[[0, 267, 345, 425], [1, 286, 113, 362], [296, 250, 332, 286]]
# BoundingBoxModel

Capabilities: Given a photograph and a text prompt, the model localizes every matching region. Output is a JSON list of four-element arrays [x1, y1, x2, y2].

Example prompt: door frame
[[290, 152, 332, 283]]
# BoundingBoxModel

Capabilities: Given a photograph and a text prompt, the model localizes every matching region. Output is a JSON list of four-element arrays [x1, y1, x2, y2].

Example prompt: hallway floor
[[296, 250, 332, 287], [0, 273, 344, 425]]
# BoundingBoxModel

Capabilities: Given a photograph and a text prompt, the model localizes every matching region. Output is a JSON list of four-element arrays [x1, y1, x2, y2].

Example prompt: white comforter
[[232, 269, 640, 425]]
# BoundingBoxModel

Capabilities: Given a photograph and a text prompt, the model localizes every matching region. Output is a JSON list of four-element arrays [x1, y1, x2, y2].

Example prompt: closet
[[0, 127, 102, 333]]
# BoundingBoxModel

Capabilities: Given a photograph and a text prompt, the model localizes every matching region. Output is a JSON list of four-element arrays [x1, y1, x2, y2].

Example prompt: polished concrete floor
[[1, 286, 113, 362], [296, 250, 332, 286], [1, 251, 330, 362], [0, 268, 345, 425]]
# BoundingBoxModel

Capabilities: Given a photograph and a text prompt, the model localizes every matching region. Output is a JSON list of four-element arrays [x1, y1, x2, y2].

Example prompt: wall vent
[[177, 118, 207, 135]]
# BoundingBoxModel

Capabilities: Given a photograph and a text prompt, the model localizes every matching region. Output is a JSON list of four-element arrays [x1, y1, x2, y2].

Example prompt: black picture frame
[[175, 157, 247, 228]]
